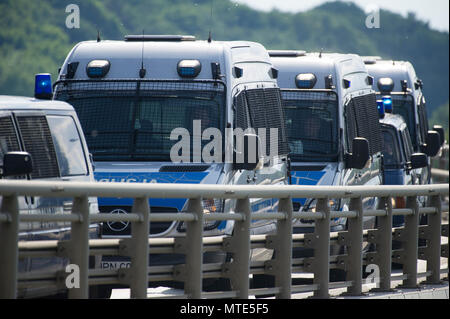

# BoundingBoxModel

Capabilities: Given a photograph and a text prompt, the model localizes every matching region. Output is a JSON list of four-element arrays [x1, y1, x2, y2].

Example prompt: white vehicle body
[[53, 36, 290, 271], [0, 95, 98, 297]]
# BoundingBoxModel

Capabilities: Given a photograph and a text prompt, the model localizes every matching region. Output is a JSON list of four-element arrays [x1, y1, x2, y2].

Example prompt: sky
[[233, 0, 450, 32]]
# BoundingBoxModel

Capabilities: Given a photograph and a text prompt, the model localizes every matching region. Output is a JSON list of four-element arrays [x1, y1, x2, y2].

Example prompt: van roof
[[363, 59, 418, 93], [270, 51, 371, 92], [60, 39, 274, 82], [0, 95, 74, 111]]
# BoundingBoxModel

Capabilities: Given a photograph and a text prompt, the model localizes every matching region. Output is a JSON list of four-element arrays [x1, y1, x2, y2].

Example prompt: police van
[[52, 35, 289, 280], [378, 109, 428, 226], [269, 51, 383, 233], [0, 77, 99, 298], [363, 57, 442, 185]]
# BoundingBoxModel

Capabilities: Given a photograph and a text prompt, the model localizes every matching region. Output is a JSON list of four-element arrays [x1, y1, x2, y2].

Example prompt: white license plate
[[100, 261, 131, 269]]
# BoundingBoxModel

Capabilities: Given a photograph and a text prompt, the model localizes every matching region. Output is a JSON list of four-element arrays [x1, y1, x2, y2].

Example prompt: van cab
[[269, 51, 384, 232], [0, 93, 99, 298], [363, 58, 442, 184], [379, 112, 428, 226], [380, 113, 427, 186], [53, 35, 289, 280]]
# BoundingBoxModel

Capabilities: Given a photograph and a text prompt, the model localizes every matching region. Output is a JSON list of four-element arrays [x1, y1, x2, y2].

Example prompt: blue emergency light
[[34, 73, 53, 100], [177, 60, 201, 78], [295, 73, 317, 89], [382, 96, 393, 113], [86, 60, 111, 78], [377, 100, 385, 119]]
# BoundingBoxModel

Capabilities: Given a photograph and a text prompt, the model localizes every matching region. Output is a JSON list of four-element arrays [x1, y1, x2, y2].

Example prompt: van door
[[232, 87, 289, 238], [0, 113, 32, 216], [0, 113, 33, 281], [343, 94, 383, 228], [416, 95, 431, 184]]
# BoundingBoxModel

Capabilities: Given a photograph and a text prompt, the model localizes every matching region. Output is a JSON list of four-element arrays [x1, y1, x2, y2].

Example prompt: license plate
[[100, 261, 131, 269]]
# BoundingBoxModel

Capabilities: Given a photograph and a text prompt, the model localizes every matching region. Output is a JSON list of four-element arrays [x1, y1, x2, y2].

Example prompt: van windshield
[[381, 127, 402, 168], [55, 81, 226, 162], [47, 115, 88, 176], [378, 94, 416, 149], [281, 90, 339, 162]]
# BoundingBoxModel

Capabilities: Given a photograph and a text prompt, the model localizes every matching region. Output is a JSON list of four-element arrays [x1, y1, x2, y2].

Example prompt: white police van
[[258, 50, 385, 284], [270, 51, 383, 231], [52, 35, 290, 287], [363, 57, 441, 185], [0, 75, 99, 298]]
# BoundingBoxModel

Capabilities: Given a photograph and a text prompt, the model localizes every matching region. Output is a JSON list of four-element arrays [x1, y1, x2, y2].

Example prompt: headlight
[[392, 196, 406, 209], [177, 198, 224, 232], [301, 198, 341, 212]]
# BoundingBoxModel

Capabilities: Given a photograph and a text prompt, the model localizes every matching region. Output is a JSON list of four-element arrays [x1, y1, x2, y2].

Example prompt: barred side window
[[417, 95, 429, 146], [244, 88, 289, 158], [0, 116, 21, 166], [344, 100, 358, 153], [234, 90, 251, 130], [347, 94, 383, 156], [16, 115, 60, 179]]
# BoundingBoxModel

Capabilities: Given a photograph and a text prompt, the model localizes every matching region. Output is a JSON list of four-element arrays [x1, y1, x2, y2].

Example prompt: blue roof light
[[295, 73, 317, 89], [382, 96, 393, 113], [86, 60, 111, 78], [179, 67, 196, 76], [377, 100, 385, 119], [177, 60, 201, 78], [343, 79, 351, 89], [34, 73, 52, 100]]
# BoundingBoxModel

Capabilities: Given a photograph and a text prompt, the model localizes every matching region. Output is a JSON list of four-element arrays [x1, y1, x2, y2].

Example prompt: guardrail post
[[345, 196, 364, 295], [0, 195, 19, 299], [402, 196, 419, 288], [424, 195, 442, 284], [442, 223, 449, 281], [183, 198, 204, 298], [268, 197, 293, 299], [128, 197, 150, 299], [68, 196, 90, 299], [372, 197, 393, 292], [313, 197, 330, 299], [223, 198, 251, 299]]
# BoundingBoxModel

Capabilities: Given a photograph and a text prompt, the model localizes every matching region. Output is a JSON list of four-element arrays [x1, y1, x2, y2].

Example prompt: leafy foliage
[[0, 0, 448, 124]]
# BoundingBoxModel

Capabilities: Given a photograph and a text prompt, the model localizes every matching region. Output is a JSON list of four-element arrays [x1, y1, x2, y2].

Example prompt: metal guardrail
[[0, 180, 448, 299]]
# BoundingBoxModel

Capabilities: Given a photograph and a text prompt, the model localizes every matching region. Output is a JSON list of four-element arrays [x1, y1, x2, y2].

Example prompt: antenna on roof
[[207, 0, 214, 43], [97, 29, 101, 42], [319, 48, 323, 58], [139, 29, 146, 78]]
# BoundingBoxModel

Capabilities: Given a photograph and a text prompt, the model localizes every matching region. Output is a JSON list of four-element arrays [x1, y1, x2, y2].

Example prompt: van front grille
[[100, 206, 178, 236]]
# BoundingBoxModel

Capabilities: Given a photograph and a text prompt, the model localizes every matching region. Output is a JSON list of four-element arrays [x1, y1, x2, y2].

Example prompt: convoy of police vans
[[51, 36, 292, 292], [0, 33, 446, 298], [364, 57, 442, 184], [269, 50, 383, 234]]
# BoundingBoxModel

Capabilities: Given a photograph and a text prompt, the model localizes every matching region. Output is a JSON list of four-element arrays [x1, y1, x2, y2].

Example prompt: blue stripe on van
[[94, 171, 208, 211], [290, 170, 326, 206]]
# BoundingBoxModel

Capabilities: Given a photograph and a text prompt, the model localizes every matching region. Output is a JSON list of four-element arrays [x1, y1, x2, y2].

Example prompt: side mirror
[[233, 133, 261, 171], [423, 131, 441, 157], [346, 137, 370, 169], [432, 125, 445, 147], [410, 153, 428, 169], [1, 152, 33, 177]]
